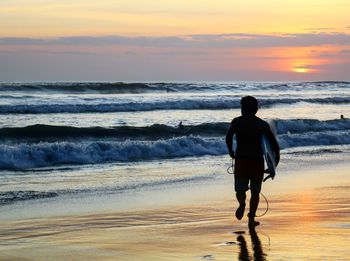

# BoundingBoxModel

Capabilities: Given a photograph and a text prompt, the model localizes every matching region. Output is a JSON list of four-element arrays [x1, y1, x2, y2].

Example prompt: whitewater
[[0, 81, 349, 205]]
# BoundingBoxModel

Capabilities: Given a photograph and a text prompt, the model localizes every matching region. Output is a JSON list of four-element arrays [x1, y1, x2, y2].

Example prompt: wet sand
[[0, 162, 349, 260]]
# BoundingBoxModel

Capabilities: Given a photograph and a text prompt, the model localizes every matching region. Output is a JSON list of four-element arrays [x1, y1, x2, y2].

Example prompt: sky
[[0, 0, 349, 81]]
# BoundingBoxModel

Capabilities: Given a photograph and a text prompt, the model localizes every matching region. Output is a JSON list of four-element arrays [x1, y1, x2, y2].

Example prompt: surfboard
[[261, 134, 276, 180]]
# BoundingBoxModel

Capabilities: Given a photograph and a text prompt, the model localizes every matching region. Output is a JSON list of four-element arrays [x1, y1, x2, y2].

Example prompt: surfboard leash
[[227, 159, 269, 218], [226, 158, 235, 174]]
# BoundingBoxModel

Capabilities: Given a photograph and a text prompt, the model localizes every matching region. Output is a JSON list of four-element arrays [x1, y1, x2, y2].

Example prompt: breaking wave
[[1, 130, 350, 169]]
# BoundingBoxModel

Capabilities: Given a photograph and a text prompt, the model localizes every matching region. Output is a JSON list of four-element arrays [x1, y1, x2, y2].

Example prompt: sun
[[292, 66, 312, 73]]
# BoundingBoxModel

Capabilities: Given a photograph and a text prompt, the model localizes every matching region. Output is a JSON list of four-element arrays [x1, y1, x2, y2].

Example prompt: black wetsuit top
[[226, 115, 280, 164]]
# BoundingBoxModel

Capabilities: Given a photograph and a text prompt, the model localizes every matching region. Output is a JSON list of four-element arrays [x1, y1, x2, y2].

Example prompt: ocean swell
[[0, 81, 349, 94], [1, 96, 350, 114], [1, 119, 349, 140]]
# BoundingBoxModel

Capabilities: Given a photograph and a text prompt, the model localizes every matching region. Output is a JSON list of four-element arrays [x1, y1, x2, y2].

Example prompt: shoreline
[[0, 156, 349, 260], [1, 149, 349, 220]]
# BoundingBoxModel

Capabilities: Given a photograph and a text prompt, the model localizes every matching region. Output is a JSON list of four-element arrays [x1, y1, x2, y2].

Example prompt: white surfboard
[[261, 121, 277, 181], [261, 134, 276, 181]]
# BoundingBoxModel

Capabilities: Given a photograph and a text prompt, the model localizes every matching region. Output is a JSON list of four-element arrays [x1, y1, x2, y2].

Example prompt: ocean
[[0, 81, 350, 208]]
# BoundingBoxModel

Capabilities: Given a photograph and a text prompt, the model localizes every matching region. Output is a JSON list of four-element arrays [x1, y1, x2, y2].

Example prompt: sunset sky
[[0, 0, 349, 81]]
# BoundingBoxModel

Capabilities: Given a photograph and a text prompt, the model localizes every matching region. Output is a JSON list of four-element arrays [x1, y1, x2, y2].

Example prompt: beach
[[0, 81, 349, 260], [0, 150, 349, 260]]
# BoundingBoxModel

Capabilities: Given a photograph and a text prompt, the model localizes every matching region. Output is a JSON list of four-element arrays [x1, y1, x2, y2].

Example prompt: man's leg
[[235, 191, 246, 220], [249, 191, 259, 217], [248, 179, 262, 227], [234, 177, 249, 220]]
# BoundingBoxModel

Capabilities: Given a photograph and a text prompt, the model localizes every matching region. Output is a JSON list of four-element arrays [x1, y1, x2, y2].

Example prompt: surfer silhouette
[[226, 96, 280, 227], [178, 121, 184, 130]]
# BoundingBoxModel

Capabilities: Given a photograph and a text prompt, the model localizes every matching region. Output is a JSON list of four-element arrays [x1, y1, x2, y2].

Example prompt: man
[[226, 96, 280, 227]]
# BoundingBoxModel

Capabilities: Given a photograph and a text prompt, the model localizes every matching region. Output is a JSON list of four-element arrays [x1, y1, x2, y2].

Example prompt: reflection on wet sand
[[0, 177, 349, 260], [237, 227, 267, 261]]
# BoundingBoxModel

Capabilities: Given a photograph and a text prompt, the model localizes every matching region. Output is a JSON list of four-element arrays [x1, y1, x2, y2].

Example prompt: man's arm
[[225, 120, 236, 159]]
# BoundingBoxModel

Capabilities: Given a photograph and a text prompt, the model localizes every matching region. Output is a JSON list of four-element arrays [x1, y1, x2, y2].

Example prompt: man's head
[[241, 96, 258, 116]]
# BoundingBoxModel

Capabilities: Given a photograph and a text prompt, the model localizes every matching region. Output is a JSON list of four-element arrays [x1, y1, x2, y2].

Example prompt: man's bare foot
[[235, 204, 246, 220], [248, 219, 260, 228], [248, 213, 260, 227]]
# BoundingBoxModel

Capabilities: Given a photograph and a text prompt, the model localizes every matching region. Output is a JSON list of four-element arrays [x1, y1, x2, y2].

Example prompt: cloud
[[150, 50, 208, 56], [0, 36, 185, 47], [305, 27, 336, 31], [123, 51, 138, 56], [1, 33, 350, 49], [311, 62, 350, 78], [293, 64, 316, 70], [187, 33, 350, 48], [311, 48, 350, 58]]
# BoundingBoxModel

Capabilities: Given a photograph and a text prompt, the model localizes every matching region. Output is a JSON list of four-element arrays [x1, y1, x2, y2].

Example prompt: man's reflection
[[236, 227, 267, 261]]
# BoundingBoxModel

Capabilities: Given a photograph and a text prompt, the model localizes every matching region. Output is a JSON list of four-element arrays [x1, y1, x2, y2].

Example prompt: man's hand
[[263, 174, 274, 182], [229, 151, 235, 159]]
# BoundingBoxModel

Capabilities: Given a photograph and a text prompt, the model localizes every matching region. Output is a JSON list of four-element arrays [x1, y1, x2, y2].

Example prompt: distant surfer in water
[[178, 121, 184, 130], [226, 96, 280, 227]]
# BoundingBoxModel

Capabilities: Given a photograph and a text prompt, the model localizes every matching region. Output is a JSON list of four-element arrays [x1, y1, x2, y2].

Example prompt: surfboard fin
[[263, 168, 275, 182], [263, 173, 275, 182]]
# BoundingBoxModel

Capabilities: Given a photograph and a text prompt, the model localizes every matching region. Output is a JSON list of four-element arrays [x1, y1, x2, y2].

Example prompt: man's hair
[[241, 96, 258, 116]]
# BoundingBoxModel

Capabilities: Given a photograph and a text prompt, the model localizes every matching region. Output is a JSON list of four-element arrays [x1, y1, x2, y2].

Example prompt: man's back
[[232, 115, 270, 160], [226, 115, 279, 162]]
